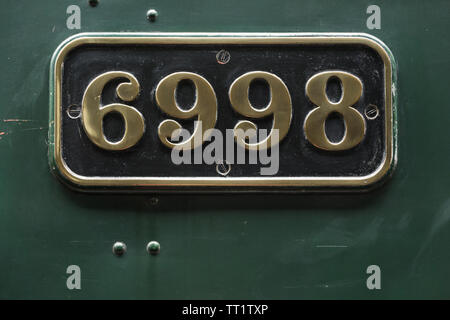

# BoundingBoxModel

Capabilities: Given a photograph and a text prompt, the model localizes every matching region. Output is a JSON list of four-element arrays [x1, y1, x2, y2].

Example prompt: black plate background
[[60, 43, 385, 180]]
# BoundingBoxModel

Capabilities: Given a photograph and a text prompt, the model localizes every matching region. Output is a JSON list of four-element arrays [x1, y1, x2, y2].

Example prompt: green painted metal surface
[[0, 0, 448, 299]]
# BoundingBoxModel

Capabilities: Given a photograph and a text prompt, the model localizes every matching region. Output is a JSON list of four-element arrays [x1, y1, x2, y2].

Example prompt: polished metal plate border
[[49, 33, 396, 190]]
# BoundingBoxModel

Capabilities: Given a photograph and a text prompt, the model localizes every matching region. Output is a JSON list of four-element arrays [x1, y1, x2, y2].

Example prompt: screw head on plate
[[365, 104, 379, 120], [216, 50, 231, 64], [216, 161, 231, 176]]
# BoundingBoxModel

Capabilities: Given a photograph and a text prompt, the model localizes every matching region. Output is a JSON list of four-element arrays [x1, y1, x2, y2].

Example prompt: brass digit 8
[[304, 71, 366, 151]]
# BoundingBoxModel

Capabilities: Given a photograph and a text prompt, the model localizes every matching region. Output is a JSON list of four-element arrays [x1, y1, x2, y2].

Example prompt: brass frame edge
[[49, 32, 397, 190]]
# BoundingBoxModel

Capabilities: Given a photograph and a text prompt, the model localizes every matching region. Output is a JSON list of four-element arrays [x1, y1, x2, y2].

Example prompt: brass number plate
[[49, 33, 396, 191]]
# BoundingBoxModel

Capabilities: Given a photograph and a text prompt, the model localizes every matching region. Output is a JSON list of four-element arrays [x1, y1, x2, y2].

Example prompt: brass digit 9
[[229, 71, 292, 150], [304, 71, 366, 151], [81, 71, 145, 150], [155, 72, 218, 150]]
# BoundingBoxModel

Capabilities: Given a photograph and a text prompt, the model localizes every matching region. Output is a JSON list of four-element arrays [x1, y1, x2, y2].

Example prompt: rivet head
[[112, 242, 127, 256], [146, 241, 160, 255], [89, 0, 99, 7], [147, 9, 158, 22]]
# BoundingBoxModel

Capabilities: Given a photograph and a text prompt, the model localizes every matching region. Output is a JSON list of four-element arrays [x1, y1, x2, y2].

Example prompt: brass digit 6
[[304, 71, 366, 151], [155, 72, 217, 150], [229, 71, 292, 150], [81, 71, 145, 150]]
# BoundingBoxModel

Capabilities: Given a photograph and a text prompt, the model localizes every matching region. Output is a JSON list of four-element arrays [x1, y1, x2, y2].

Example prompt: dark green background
[[0, 0, 448, 299]]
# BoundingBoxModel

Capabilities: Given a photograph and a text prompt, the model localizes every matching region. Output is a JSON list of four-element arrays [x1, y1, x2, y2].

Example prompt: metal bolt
[[216, 50, 231, 64], [112, 242, 127, 256], [146, 241, 160, 255], [147, 9, 158, 22]]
